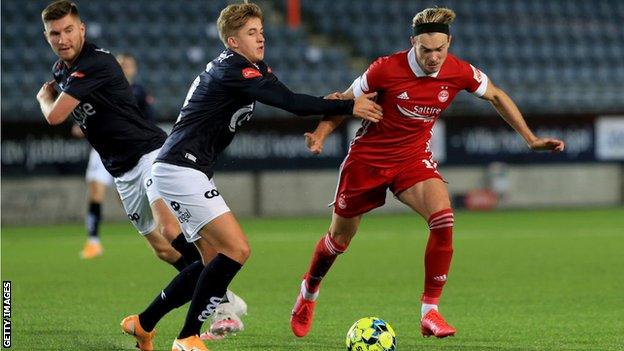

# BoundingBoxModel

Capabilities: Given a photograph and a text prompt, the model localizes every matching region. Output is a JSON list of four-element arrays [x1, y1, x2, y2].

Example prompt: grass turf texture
[[2, 208, 623, 350]]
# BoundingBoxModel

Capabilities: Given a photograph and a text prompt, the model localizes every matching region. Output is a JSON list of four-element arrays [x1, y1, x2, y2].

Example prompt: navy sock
[[86, 202, 101, 238], [178, 253, 242, 338], [171, 233, 202, 265], [138, 261, 204, 332]]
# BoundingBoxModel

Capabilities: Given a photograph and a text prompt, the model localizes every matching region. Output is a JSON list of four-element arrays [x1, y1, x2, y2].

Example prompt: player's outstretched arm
[[304, 87, 358, 154], [480, 81, 565, 152], [37, 80, 81, 125]]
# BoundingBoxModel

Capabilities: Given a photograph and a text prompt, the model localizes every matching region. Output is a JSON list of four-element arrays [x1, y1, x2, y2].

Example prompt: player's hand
[[36, 80, 58, 102], [304, 132, 324, 155], [71, 124, 85, 138], [324, 91, 344, 100], [353, 92, 383, 123], [528, 137, 565, 152]]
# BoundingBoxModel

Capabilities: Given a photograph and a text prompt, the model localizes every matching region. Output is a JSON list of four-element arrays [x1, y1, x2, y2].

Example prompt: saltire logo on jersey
[[70, 71, 85, 78], [242, 67, 262, 79], [396, 104, 441, 122]]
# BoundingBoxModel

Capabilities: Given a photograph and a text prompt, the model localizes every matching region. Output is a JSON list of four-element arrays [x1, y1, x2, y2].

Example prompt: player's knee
[[159, 221, 181, 242], [328, 229, 355, 249], [154, 246, 179, 263]]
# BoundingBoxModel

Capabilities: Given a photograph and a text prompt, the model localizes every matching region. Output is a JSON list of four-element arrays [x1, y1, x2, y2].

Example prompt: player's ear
[[410, 36, 417, 47], [447, 35, 452, 47], [227, 36, 239, 49]]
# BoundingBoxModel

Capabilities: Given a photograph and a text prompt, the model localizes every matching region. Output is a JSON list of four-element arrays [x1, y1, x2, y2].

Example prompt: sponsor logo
[[70, 71, 85, 78], [228, 103, 254, 132], [197, 296, 224, 322], [128, 213, 140, 222], [71, 102, 96, 128], [176, 209, 192, 223], [170, 201, 181, 211], [397, 91, 409, 100], [204, 189, 220, 199], [145, 178, 153, 187], [396, 104, 441, 122], [242, 67, 262, 79]]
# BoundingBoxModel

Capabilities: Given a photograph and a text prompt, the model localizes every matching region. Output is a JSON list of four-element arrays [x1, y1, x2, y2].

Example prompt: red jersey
[[349, 49, 488, 168]]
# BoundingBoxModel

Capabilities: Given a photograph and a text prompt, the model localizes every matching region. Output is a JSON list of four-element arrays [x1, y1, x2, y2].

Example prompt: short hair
[[41, 0, 80, 23], [412, 7, 456, 27], [217, 1, 263, 47]]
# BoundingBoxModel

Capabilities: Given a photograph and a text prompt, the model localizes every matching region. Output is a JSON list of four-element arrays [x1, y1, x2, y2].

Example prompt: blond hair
[[217, 2, 263, 47], [412, 7, 456, 27]]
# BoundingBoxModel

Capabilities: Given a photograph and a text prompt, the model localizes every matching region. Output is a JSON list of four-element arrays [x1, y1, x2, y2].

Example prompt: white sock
[[88, 237, 101, 244], [421, 303, 438, 317], [300, 280, 319, 301]]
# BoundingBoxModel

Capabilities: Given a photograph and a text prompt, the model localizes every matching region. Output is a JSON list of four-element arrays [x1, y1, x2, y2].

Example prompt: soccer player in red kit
[[290, 7, 565, 338]]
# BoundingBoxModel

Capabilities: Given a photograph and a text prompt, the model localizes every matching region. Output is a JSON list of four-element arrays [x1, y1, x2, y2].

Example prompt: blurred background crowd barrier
[[2, 0, 623, 225]]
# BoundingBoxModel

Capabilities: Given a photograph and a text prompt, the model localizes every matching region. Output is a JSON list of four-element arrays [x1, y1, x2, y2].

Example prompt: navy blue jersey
[[53, 42, 166, 177], [156, 49, 355, 178]]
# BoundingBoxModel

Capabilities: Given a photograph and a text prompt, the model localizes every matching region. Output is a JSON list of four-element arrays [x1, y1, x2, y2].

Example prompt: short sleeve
[[62, 56, 115, 100], [462, 62, 489, 97], [351, 57, 387, 97]]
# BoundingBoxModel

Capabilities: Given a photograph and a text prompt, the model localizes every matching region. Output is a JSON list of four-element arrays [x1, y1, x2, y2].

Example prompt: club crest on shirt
[[438, 86, 449, 102]]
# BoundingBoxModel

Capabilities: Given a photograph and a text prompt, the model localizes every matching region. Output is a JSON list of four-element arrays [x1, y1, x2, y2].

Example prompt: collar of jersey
[[407, 47, 440, 79]]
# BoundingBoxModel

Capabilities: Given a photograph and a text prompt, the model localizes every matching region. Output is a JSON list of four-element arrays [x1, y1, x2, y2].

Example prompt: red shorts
[[332, 156, 444, 218]]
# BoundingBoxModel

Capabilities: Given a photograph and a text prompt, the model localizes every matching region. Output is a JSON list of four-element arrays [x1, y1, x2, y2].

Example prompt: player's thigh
[[397, 178, 451, 219], [197, 212, 249, 265], [150, 198, 181, 241]]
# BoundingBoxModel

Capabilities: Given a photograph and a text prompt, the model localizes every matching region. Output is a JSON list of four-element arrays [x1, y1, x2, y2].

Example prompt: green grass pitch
[[2, 208, 623, 350]]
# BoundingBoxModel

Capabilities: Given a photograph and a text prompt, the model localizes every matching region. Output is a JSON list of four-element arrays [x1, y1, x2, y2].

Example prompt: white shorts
[[152, 162, 230, 242], [114, 149, 162, 235], [86, 149, 114, 186]]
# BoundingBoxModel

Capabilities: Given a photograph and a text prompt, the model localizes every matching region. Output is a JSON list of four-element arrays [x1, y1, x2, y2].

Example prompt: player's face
[[412, 33, 451, 74], [229, 17, 265, 63], [44, 14, 86, 64]]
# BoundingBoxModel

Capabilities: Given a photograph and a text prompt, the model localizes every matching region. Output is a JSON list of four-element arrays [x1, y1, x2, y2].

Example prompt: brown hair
[[412, 7, 456, 27], [217, 1, 263, 47], [41, 0, 80, 23]]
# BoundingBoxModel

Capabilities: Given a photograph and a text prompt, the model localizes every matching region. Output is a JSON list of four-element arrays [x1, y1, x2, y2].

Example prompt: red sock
[[422, 209, 454, 305], [304, 233, 347, 293]]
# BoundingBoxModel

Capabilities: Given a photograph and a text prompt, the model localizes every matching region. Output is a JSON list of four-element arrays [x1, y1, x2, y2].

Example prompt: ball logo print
[[204, 189, 220, 199], [346, 317, 396, 351]]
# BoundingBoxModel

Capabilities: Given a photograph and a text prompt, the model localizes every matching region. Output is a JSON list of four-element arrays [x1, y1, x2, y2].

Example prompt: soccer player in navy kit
[[117, 2, 383, 350], [75, 52, 156, 260], [37, 2, 248, 348]]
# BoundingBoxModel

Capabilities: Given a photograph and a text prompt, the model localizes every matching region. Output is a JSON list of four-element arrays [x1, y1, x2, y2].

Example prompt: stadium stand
[[2, 0, 623, 120]]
